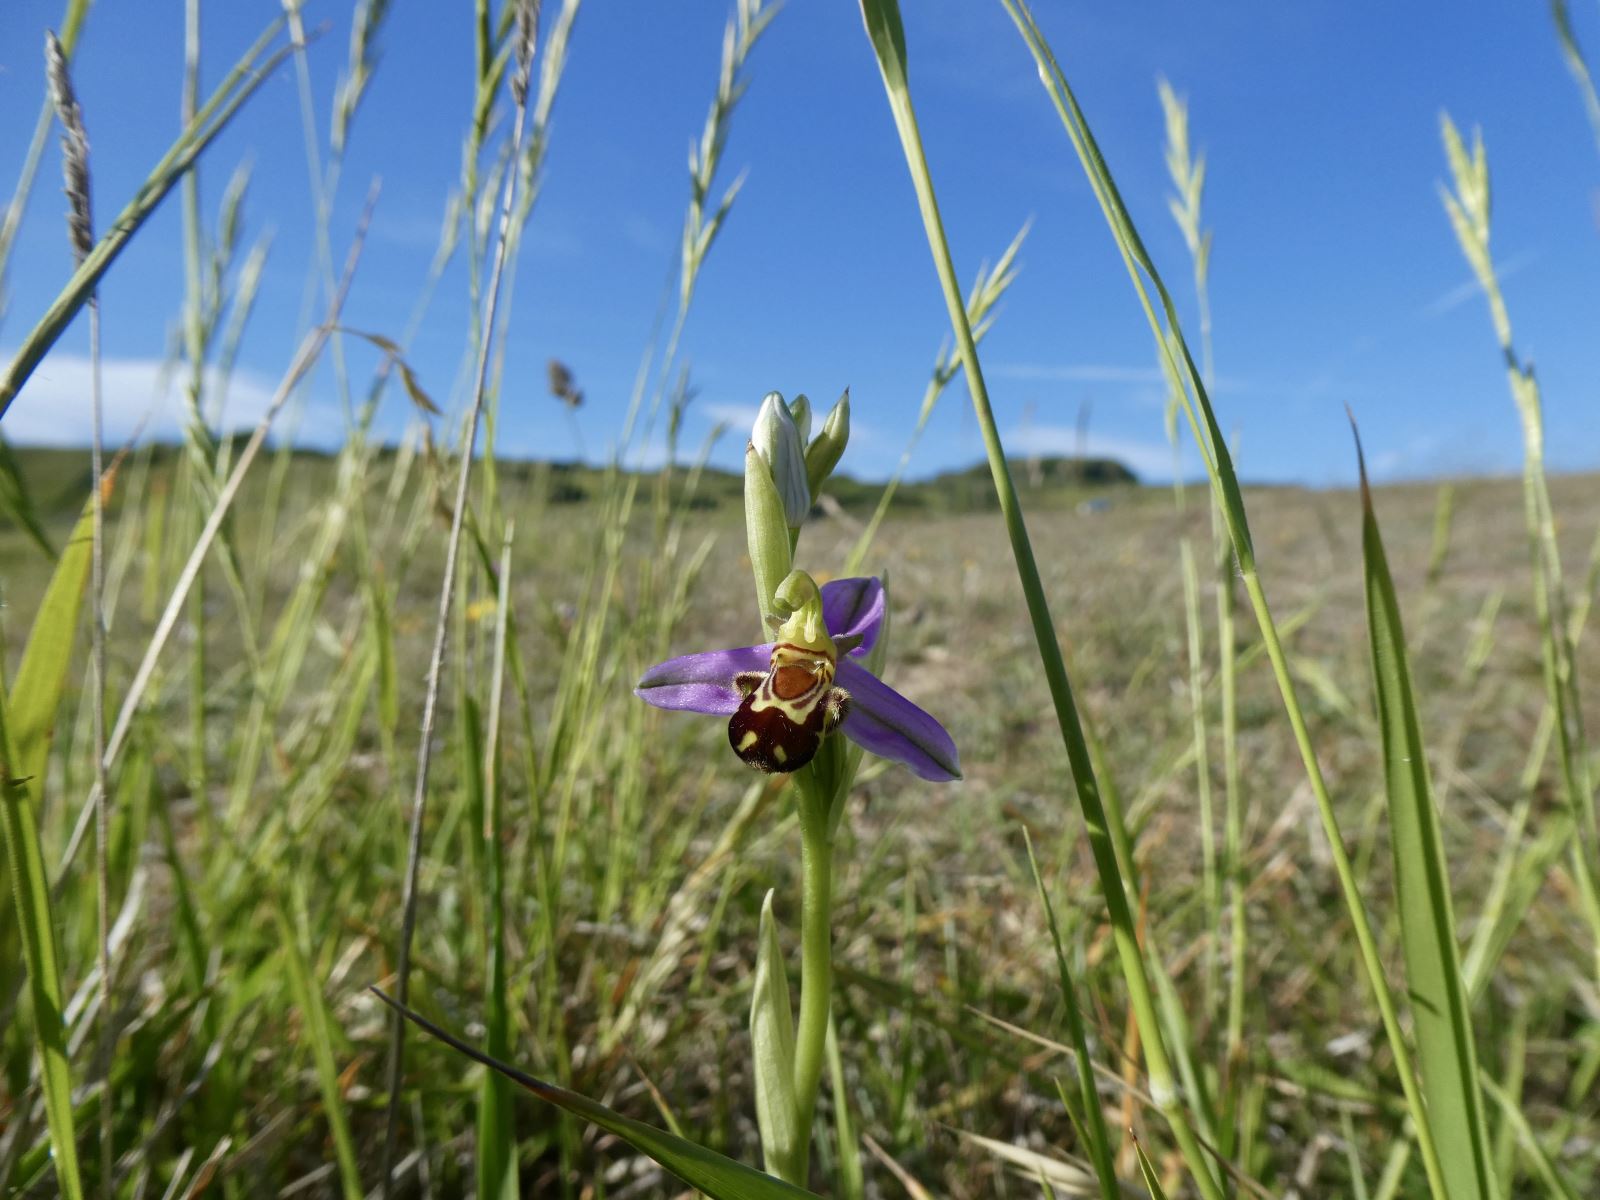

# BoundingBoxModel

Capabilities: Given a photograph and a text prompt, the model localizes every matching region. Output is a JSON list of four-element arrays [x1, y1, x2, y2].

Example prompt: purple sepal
[[835, 658, 961, 782], [820, 577, 884, 656], [635, 644, 771, 716]]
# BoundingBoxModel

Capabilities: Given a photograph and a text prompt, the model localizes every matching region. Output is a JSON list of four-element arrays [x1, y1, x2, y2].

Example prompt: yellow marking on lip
[[737, 730, 760, 752], [773, 745, 788, 764]]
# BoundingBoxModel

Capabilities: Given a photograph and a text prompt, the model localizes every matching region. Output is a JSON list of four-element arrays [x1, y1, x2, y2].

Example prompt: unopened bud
[[751, 391, 811, 528], [788, 393, 812, 445], [805, 388, 850, 495], [745, 443, 793, 633]]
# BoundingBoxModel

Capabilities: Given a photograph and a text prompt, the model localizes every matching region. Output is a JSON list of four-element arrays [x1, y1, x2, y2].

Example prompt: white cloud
[[2, 348, 341, 447]]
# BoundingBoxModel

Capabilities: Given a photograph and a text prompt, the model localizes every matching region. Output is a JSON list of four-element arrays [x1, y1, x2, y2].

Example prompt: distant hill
[[0, 441, 1137, 521]]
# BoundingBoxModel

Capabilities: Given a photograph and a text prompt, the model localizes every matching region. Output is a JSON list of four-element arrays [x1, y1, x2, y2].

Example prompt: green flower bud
[[745, 442, 793, 634], [805, 388, 850, 495], [750, 891, 802, 1182], [751, 391, 811, 529], [788, 393, 813, 444]]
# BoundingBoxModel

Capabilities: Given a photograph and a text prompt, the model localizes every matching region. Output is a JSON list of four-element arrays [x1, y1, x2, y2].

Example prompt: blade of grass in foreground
[[9, 472, 108, 807], [1024, 829, 1119, 1200], [370, 989, 821, 1199], [1133, 1136, 1172, 1200], [1356, 426, 1496, 1200], [275, 892, 363, 1200], [0, 472, 108, 967], [856, 3, 1222, 1195], [996, 4, 1451, 1195], [477, 525, 518, 1200], [0, 676, 82, 1200]]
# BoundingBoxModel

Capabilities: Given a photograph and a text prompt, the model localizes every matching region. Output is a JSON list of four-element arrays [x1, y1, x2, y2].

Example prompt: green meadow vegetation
[[3, 0, 1599, 1196]]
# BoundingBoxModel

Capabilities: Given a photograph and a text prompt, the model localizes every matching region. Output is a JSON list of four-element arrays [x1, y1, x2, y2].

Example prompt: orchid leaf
[[750, 891, 802, 1182]]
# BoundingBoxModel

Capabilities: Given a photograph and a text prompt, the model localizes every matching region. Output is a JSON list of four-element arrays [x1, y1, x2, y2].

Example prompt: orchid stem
[[792, 785, 834, 1171]]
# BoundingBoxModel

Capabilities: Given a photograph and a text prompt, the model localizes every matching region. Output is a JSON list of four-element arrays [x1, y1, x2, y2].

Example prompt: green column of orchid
[[743, 390, 855, 1186]]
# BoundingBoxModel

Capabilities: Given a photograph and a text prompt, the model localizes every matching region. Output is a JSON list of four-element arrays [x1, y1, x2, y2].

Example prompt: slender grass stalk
[[997, 7, 1454, 1196], [179, 0, 209, 856], [1214, 480, 1246, 1090], [857, 5, 1223, 1194], [1178, 538, 1217, 1006], [379, 16, 535, 1184], [477, 524, 517, 1200], [1480, 1074, 1581, 1200], [44, 31, 112, 1192], [1426, 483, 1456, 585], [1158, 77, 1223, 1026], [1438, 114, 1600, 979]]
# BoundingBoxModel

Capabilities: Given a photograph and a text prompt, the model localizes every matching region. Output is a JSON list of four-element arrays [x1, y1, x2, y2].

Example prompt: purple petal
[[821, 577, 885, 656], [636, 644, 771, 716], [835, 658, 960, 782]]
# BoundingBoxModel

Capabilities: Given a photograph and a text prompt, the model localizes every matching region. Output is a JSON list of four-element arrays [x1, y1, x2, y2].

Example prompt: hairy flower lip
[[635, 577, 960, 782]]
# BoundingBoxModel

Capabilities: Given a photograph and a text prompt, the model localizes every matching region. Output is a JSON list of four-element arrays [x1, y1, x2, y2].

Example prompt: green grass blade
[[1355, 429, 1496, 1200], [1480, 1073, 1580, 1200], [824, 1017, 863, 1200], [477, 526, 518, 1200], [856, 4, 1222, 1195], [0, 672, 82, 1200], [373, 989, 822, 1199], [1553, 0, 1600, 160], [9, 471, 105, 806], [276, 895, 363, 1200], [1023, 830, 1119, 1200], [994, 5, 1454, 1194], [1132, 1136, 1171, 1200]]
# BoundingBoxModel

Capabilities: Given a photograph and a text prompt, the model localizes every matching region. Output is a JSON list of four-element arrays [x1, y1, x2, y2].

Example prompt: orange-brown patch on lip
[[772, 664, 819, 701]]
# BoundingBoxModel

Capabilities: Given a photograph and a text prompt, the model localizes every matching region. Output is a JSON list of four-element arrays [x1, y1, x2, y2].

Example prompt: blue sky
[[3, 1, 1599, 486]]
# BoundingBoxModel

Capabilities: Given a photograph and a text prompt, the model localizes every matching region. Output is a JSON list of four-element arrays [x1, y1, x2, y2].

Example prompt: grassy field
[[3, 448, 1597, 1197], [3, 1, 1600, 1198]]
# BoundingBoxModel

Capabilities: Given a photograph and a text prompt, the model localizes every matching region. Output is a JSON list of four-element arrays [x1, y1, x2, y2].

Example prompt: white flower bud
[[750, 391, 811, 528]]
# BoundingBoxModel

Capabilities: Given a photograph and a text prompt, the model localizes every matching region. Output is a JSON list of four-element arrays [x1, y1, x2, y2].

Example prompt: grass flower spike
[[636, 571, 961, 781]]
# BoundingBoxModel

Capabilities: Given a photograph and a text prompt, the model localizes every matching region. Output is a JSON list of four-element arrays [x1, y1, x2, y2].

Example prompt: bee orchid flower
[[636, 573, 960, 782]]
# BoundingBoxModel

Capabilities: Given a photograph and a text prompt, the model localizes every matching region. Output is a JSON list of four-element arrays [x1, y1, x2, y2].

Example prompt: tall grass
[[0, 2, 1596, 1197]]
